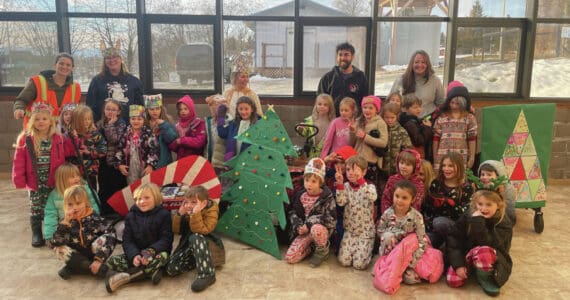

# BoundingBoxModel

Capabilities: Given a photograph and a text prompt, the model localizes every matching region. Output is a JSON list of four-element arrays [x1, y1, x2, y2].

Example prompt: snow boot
[[309, 242, 330, 268], [105, 267, 145, 293], [30, 216, 45, 247], [191, 276, 216, 292], [476, 269, 500, 297]]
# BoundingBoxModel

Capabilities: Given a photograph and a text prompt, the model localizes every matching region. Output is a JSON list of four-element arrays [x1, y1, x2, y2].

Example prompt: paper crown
[[144, 94, 163, 108], [305, 158, 326, 181], [232, 54, 252, 74], [129, 105, 145, 118], [100, 40, 121, 57], [31, 102, 54, 114], [61, 103, 78, 112]]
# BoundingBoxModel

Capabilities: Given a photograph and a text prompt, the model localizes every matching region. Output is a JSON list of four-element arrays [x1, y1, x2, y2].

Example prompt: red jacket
[[12, 133, 75, 191]]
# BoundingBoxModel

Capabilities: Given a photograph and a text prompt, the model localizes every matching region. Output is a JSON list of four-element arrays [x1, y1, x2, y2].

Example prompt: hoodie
[[169, 95, 206, 159], [380, 148, 424, 214]]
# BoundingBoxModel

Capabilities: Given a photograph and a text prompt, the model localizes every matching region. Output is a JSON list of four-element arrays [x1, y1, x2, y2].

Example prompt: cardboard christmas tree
[[216, 106, 297, 259]]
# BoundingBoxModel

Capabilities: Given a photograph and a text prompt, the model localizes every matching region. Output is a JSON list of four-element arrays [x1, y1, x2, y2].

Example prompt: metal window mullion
[[137, 0, 150, 90], [445, 0, 459, 88], [520, 0, 538, 99], [214, 0, 223, 93], [368, 0, 379, 95], [56, 0, 70, 53]]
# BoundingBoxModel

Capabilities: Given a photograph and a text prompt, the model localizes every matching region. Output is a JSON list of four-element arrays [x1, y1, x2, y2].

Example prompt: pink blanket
[[373, 234, 443, 294]]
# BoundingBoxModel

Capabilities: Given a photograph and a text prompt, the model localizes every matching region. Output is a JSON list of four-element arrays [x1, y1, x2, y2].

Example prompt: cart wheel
[[533, 210, 544, 234]]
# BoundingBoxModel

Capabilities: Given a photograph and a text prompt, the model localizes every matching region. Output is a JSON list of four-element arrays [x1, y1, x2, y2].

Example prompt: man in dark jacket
[[317, 42, 369, 116]]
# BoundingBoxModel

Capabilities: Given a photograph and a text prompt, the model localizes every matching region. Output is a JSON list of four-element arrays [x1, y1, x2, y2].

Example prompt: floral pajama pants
[[166, 233, 215, 279], [446, 246, 497, 287], [338, 231, 374, 270], [285, 224, 328, 264]]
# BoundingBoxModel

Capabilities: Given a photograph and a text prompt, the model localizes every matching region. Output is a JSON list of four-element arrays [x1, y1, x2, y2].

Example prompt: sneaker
[[106, 272, 130, 294], [191, 276, 216, 292], [151, 269, 163, 285], [476, 269, 500, 297], [58, 266, 72, 280]]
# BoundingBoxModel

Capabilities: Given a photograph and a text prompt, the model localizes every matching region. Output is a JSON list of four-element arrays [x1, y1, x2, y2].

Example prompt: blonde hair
[[17, 109, 58, 155], [420, 159, 435, 195], [184, 185, 209, 201], [470, 190, 506, 223], [71, 105, 96, 135], [134, 183, 163, 205], [97, 99, 122, 127], [63, 185, 92, 212], [339, 97, 357, 115], [312, 94, 335, 121], [55, 163, 82, 196]]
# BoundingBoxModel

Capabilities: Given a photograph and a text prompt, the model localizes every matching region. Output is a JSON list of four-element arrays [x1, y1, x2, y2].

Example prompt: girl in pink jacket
[[12, 102, 75, 247]]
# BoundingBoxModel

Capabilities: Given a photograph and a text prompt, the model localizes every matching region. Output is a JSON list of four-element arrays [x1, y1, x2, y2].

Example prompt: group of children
[[293, 81, 514, 296], [12, 81, 514, 296]]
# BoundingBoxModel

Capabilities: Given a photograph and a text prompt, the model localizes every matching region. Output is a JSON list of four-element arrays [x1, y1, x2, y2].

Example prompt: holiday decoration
[[107, 155, 221, 216], [481, 104, 555, 233], [216, 106, 297, 259]]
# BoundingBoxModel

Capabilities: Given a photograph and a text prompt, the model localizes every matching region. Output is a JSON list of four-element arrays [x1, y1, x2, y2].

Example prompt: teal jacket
[[43, 183, 101, 240], [154, 121, 178, 169]]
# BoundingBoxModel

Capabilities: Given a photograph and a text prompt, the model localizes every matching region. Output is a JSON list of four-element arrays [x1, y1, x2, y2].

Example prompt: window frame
[[0, 0, 568, 101]]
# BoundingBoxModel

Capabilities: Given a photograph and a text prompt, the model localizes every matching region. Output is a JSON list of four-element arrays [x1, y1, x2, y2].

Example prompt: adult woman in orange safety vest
[[13, 53, 81, 128]]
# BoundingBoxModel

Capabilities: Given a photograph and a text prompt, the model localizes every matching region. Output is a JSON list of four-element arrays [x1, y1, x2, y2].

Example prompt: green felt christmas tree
[[216, 106, 297, 259]]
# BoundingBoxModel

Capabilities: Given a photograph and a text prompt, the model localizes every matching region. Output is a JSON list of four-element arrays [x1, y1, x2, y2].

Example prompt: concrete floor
[[1, 177, 569, 299]]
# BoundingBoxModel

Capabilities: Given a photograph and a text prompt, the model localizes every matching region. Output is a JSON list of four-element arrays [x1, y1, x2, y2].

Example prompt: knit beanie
[[446, 80, 464, 95], [335, 146, 358, 161], [362, 95, 382, 113]]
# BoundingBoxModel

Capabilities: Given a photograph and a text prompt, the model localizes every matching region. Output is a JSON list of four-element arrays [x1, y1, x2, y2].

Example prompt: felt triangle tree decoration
[[216, 106, 294, 259], [236, 106, 298, 157], [221, 146, 293, 189]]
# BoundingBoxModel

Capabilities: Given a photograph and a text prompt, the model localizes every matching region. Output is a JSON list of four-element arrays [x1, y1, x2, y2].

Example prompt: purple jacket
[[12, 133, 75, 191]]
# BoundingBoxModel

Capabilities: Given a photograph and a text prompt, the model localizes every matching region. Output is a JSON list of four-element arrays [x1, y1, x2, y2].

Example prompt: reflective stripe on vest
[[37, 75, 48, 101]]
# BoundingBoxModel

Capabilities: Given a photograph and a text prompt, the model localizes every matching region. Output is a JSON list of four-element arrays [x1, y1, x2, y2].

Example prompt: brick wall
[[2, 101, 569, 179]]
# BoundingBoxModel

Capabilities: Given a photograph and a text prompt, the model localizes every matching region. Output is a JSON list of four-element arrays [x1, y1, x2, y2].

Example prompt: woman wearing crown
[[86, 40, 144, 123]]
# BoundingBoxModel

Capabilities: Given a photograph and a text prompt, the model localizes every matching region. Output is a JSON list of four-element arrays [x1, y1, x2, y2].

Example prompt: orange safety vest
[[23, 75, 81, 128]]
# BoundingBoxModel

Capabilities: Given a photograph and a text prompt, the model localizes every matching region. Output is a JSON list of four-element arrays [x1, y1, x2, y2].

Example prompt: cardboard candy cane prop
[[108, 155, 221, 217]]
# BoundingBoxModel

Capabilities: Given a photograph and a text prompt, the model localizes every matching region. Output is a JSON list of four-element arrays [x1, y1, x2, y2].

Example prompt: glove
[[224, 151, 235, 162], [217, 104, 228, 121]]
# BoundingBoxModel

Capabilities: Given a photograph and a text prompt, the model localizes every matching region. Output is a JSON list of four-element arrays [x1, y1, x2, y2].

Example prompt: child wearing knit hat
[[285, 158, 337, 268], [432, 82, 477, 172]]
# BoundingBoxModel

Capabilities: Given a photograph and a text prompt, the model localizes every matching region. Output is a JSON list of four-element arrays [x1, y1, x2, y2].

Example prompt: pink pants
[[446, 246, 497, 288], [285, 224, 328, 264]]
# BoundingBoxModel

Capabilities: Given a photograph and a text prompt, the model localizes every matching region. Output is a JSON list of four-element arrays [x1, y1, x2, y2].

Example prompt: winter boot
[[105, 267, 145, 293], [309, 242, 330, 268], [191, 276, 216, 292], [151, 268, 163, 285], [476, 269, 500, 297], [58, 266, 72, 280], [67, 253, 92, 274], [30, 216, 45, 247]]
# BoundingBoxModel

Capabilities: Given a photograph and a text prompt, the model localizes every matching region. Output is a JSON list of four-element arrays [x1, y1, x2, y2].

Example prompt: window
[[68, 0, 135, 13], [302, 26, 367, 93], [375, 22, 446, 95], [146, 0, 215, 15], [538, 1, 570, 18], [458, 0, 525, 18], [70, 18, 139, 91], [531, 24, 570, 97], [223, 0, 290, 16], [224, 21, 294, 95], [151, 24, 214, 89], [0, 0, 55, 12], [454, 26, 521, 93], [303, 0, 371, 17], [0, 21, 58, 87], [378, 1, 448, 17]]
